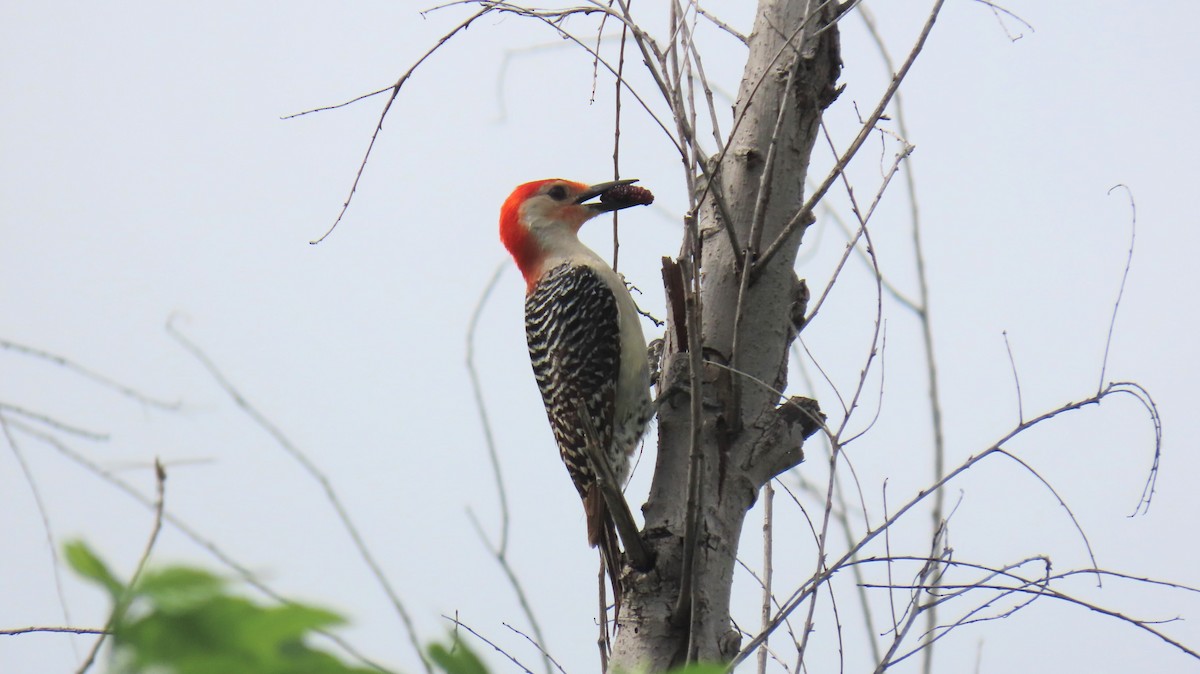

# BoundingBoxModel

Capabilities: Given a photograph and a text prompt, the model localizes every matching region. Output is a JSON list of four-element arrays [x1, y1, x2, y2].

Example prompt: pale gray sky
[[3, 2, 1198, 673]]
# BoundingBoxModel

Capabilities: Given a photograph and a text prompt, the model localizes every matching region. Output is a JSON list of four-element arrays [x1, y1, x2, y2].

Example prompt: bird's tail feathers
[[585, 486, 623, 621]]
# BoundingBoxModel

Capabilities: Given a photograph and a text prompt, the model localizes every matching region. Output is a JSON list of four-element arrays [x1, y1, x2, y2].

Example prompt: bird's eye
[[547, 185, 568, 201]]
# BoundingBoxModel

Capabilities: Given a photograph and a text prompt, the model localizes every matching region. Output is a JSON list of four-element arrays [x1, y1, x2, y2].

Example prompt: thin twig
[[1002, 331, 1024, 423], [801, 137, 913, 331], [480, 0, 684, 156], [611, 0, 742, 263], [76, 459, 166, 674], [1120, 380, 1162, 515], [834, 468, 883, 664], [0, 415, 77, 655], [881, 480, 901, 637], [465, 511, 553, 674], [735, 536, 805, 661], [793, 443, 842, 664], [790, 182, 878, 664], [0, 339, 179, 409], [682, 16, 725, 153], [798, 334, 849, 417], [308, 6, 495, 244], [0, 403, 108, 441], [820, 121, 889, 446], [839, 325, 889, 447], [1099, 185, 1136, 393], [812, 187, 919, 309], [283, 86, 392, 119], [971, 0, 1035, 40], [442, 616, 536, 674], [700, 360, 829, 438], [466, 260, 512, 554], [463, 257, 554, 672], [591, 3, 613, 103], [609, 0, 693, 166], [995, 452, 1100, 581], [502, 623, 568, 674], [789, 351, 883, 664]]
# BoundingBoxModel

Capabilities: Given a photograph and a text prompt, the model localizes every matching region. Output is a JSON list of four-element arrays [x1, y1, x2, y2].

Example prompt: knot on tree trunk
[[743, 396, 824, 489]]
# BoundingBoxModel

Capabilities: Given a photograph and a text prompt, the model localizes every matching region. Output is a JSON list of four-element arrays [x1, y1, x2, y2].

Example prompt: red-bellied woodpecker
[[499, 178, 654, 611]]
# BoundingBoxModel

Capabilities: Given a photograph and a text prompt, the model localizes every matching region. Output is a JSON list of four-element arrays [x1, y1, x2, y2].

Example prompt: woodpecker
[[499, 178, 654, 611]]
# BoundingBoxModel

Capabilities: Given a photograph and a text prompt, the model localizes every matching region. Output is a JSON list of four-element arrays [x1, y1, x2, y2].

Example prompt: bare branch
[[612, 3, 629, 270], [8, 419, 393, 673], [696, 6, 748, 45], [872, 525, 949, 673], [733, 381, 1158, 667], [858, 558, 1200, 665], [856, 9, 947, 668], [166, 322, 426, 674], [757, 0, 946, 274], [756, 483, 774, 674], [0, 627, 107, 637]]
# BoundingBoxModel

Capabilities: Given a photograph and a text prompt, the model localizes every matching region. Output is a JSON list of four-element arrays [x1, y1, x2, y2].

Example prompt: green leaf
[[63, 542, 378, 674], [428, 638, 489, 674], [250, 603, 346, 642], [134, 566, 226, 612], [64, 540, 124, 598]]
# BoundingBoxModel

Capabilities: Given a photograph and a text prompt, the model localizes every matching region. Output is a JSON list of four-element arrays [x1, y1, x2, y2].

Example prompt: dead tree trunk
[[609, 1, 841, 670]]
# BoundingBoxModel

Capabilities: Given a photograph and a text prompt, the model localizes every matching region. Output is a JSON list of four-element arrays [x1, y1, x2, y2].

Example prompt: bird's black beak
[[576, 179, 640, 212]]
